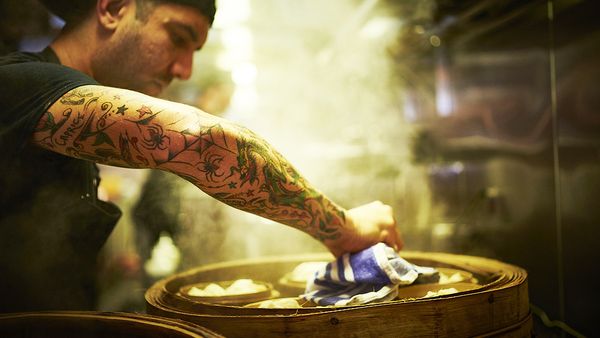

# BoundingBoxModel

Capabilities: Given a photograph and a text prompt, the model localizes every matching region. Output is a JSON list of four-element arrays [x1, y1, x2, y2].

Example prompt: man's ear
[[96, 0, 133, 30]]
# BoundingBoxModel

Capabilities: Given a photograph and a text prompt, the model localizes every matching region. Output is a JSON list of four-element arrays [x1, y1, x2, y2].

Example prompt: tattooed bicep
[[31, 84, 234, 170]]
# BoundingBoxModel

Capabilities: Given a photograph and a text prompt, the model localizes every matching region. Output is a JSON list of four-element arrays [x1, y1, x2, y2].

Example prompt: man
[[0, 0, 402, 312]]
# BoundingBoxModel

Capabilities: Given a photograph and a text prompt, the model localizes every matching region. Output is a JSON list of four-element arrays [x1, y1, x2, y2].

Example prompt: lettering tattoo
[[33, 86, 343, 241]]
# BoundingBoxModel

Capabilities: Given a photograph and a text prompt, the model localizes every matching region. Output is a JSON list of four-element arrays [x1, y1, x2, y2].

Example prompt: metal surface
[[402, 0, 599, 336]]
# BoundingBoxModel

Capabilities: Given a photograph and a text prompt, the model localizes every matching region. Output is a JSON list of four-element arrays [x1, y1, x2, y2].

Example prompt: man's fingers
[[392, 225, 404, 251], [380, 204, 402, 251], [384, 225, 403, 252]]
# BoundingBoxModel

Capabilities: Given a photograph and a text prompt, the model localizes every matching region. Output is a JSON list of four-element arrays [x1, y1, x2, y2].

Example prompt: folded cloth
[[301, 243, 438, 306]]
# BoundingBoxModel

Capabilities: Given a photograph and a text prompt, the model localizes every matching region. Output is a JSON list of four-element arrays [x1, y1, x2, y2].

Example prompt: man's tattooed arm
[[33, 85, 347, 243]]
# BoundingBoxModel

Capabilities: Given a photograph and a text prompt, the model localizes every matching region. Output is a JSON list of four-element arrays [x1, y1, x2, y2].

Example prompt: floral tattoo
[[34, 86, 344, 241]]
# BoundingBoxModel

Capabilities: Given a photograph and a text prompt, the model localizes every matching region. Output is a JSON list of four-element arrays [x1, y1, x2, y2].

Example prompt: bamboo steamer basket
[[0, 311, 223, 338], [146, 251, 532, 337]]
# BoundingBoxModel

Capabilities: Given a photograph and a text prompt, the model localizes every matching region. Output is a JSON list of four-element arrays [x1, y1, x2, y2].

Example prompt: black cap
[[160, 0, 216, 24], [39, 0, 216, 25], [38, 0, 95, 24]]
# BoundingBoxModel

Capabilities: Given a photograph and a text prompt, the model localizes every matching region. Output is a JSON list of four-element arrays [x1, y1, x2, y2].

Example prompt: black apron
[[0, 159, 121, 312]]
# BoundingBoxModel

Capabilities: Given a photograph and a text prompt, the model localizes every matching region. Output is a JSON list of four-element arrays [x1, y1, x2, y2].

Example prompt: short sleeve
[[0, 61, 98, 159]]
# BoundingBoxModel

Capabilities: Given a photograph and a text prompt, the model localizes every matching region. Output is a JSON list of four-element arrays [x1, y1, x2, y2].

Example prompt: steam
[[99, 0, 441, 272], [167, 0, 428, 268]]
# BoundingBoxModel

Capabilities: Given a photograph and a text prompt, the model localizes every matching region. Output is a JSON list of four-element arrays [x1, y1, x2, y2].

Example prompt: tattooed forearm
[[34, 85, 345, 242], [191, 127, 344, 240]]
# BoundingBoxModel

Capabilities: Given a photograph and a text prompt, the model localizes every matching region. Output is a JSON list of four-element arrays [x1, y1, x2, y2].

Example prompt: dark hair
[[38, 0, 216, 26]]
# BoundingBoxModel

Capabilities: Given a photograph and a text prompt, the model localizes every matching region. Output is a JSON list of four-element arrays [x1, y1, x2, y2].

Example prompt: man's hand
[[324, 201, 403, 257]]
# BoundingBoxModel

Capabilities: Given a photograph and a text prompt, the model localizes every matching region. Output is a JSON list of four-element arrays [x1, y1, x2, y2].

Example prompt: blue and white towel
[[301, 243, 438, 306]]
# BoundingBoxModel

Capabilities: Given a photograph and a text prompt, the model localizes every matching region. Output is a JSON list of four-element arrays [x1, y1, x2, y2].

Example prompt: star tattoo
[[116, 104, 128, 115]]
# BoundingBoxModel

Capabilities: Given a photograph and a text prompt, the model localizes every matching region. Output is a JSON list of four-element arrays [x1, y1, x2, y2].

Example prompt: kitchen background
[[1, 0, 597, 336]]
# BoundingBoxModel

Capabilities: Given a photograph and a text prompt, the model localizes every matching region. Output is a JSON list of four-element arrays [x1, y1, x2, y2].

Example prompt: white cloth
[[301, 243, 438, 306]]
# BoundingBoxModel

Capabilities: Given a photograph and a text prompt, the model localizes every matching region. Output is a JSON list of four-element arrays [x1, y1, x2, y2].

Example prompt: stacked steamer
[[146, 252, 532, 337], [0, 311, 223, 338]]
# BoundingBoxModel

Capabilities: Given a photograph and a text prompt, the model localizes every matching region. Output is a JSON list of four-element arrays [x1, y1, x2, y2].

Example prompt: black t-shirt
[[0, 48, 122, 312], [0, 49, 98, 206]]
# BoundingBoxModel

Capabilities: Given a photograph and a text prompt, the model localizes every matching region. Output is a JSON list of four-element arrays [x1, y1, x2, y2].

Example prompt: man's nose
[[171, 50, 194, 80]]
